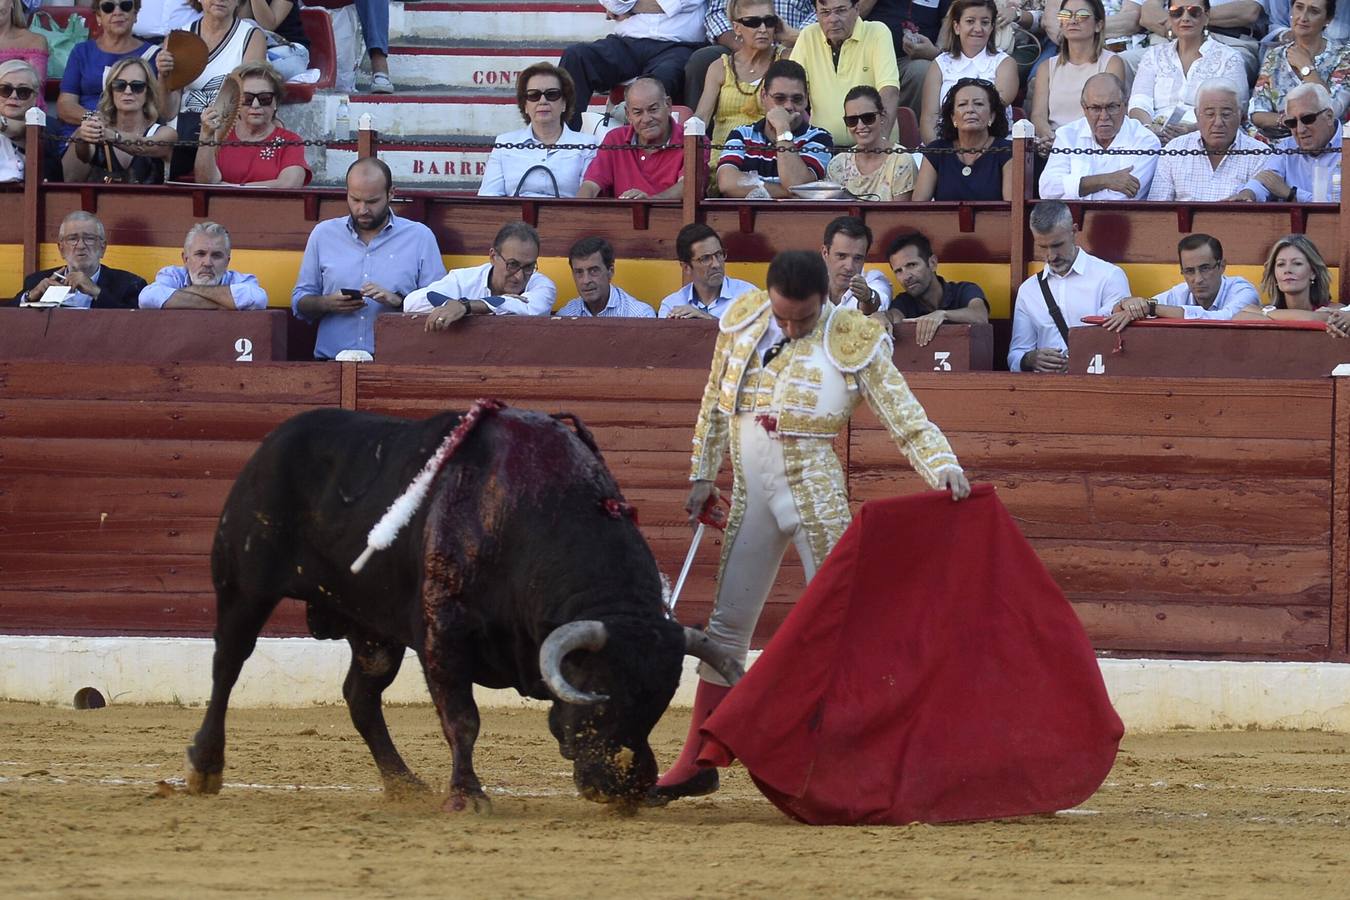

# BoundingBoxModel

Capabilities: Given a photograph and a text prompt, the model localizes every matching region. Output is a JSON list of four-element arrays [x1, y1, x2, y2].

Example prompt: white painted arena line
[[6, 636, 1350, 731]]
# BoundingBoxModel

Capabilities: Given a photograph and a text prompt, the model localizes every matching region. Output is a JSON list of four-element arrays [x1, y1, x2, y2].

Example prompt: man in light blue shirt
[[658, 223, 758, 319], [1103, 234, 1258, 329], [292, 159, 446, 359], [1235, 83, 1342, 203], [139, 222, 267, 310], [554, 236, 655, 318]]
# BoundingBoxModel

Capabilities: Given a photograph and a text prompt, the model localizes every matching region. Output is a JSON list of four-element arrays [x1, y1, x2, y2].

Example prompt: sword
[[666, 493, 727, 617]]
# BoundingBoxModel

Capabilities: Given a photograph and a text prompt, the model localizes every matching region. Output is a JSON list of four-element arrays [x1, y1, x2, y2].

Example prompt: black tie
[[762, 338, 789, 366]]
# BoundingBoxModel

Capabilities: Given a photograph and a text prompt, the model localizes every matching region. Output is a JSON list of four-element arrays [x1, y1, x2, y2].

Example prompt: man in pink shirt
[[578, 78, 699, 199]]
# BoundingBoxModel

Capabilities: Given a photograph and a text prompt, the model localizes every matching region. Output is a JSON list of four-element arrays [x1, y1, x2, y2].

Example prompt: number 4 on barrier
[[932, 351, 951, 371], [1086, 353, 1105, 375], [234, 338, 254, 362]]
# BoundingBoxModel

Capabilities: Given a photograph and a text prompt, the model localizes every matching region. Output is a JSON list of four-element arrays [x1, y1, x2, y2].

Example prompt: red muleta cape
[[697, 484, 1124, 825]]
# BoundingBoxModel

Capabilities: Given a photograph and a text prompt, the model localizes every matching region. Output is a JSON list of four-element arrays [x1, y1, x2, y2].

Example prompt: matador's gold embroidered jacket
[[689, 290, 962, 487]]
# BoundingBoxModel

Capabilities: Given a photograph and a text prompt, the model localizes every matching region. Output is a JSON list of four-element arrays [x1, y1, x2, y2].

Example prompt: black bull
[[186, 405, 740, 811]]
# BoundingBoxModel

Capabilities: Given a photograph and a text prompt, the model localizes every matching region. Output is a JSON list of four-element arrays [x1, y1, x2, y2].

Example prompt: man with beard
[[882, 230, 989, 346], [138, 222, 266, 310], [408, 221, 558, 327], [292, 158, 446, 359], [715, 59, 833, 198], [15, 212, 145, 308]]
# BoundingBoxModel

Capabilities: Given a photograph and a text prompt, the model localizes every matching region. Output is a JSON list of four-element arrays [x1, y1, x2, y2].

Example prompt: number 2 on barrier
[[234, 338, 254, 362]]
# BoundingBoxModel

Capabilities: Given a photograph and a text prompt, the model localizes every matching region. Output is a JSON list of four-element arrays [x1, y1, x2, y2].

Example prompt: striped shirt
[[718, 119, 833, 180], [555, 285, 656, 318]]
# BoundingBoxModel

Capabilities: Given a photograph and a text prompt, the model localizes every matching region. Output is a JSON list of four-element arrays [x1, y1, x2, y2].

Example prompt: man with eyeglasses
[[1040, 73, 1160, 200], [684, 0, 818, 110], [293, 158, 447, 359], [408, 220, 558, 330], [658, 223, 758, 318], [1103, 233, 1257, 329], [558, 0, 707, 132], [716, 59, 833, 198], [790, 0, 901, 144], [13, 212, 146, 308], [1232, 83, 1342, 202], [1146, 81, 1270, 201], [578, 78, 699, 200]]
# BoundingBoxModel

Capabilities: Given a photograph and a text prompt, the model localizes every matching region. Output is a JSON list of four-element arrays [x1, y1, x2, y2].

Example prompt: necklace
[[729, 47, 776, 97], [956, 137, 992, 177]]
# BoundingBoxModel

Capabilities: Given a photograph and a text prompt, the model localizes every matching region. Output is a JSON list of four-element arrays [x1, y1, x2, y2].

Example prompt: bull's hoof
[[442, 790, 493, 815], [185, 766, 223, 795], [644, 768, 719, 807]]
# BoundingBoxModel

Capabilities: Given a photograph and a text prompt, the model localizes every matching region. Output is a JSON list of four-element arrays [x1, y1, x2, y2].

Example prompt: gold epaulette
[[824, 306, 889, 372], [718, 289, 771, 333]]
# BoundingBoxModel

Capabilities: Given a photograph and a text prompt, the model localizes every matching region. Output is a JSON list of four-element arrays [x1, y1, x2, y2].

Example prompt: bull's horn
[[683, 628, 744, 686], [539, 621, 610, 705]]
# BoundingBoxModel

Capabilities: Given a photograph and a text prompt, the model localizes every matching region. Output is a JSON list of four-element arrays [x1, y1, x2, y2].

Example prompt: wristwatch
[[1146, 300, 1157, 318], [1300, 65, 1314, 78], [459, 298, 473, 316], [776, 131, 795, 148]]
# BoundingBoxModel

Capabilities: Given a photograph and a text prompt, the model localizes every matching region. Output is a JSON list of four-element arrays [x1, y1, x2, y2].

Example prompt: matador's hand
[[684, 480, 722, 526], [938, 467, 970, 501]]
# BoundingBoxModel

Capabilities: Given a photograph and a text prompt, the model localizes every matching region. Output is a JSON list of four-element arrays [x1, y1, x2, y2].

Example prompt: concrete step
[[387, 44, 566, 91], [349, 88, 611, 137], [389, 1, 608, 44]]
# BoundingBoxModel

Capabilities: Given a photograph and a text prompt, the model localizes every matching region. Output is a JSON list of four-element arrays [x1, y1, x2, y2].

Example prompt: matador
[[652, 250, 970, 804]]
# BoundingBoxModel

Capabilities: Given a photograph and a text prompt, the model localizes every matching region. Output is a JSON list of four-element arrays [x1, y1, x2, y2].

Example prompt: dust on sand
[[1, 702, 1346, 899]]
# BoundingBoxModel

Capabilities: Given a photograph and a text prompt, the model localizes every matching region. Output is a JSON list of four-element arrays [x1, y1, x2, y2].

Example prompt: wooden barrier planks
[[0, 362, 341, 637], [851, 373, 1337, 659], [1067, 323, 1350, 378]]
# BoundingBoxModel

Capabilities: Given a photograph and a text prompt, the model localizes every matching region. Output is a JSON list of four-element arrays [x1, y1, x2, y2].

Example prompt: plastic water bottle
[[1333, 169, 1342, 203], [335, 98, 351, 142]]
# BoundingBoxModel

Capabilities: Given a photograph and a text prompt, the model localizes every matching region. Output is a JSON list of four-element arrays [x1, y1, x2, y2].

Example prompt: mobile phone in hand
[[341, 288, 364, 301]]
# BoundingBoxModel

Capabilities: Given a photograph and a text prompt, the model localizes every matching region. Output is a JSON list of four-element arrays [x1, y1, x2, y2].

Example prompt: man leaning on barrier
[[13, 212, 147, 309], [1146, 80, 1272, 202], [292, 158, 447, 360], [1009, 200, 1131, 372], [1102, 233, 1259, 330], [821, 215, 890, 314], [410, 221, 559, 331], [138, 222, 267, 311], [1039, 73, 1161, 201], [658, 223, 759, 319], [881, 230, 990, 347], [1232, 83, 1343, 203]]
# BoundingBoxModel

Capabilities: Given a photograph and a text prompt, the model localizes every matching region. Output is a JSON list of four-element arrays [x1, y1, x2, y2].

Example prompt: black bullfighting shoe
[[644, 767, 720, 806]]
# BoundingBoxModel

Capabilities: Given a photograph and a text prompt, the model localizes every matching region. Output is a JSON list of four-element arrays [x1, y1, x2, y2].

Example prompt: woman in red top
[[194, 61, 310, 187]]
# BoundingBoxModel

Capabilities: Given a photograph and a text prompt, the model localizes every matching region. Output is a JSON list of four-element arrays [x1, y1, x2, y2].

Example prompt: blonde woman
[[63, 56, 176, 183], [692, 0, 784, 164], [1236, 234, 1347, 336], [1030, 0, 1126, 149], [195, 61, 311, 187]]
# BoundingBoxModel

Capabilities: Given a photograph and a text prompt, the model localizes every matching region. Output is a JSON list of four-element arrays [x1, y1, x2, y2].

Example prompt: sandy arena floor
[[1, 701, 1346, 899]]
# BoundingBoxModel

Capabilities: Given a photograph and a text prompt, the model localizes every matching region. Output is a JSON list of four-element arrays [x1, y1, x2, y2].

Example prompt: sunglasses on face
[[0, 83, 36, 100], [110, 79, 147, 94], [243, 91, 276, 107], [1283, 109, 1329, 128], [1056, 9, 1096, 21], [843, 111, 881, 128], [735, 14, 781, 28], [1168, 5, 1205, 18], [524, 88, 563, 102], [99, 1, 136, 13]]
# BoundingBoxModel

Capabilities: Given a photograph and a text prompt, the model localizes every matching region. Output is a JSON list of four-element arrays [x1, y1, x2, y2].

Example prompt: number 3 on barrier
[[932, 351, 951, 371], [234, 338, 254, 362], [1086, 353, 1105, 375]]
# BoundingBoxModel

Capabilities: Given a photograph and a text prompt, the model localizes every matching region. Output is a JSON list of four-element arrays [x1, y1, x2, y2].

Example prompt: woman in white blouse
[[1127, 0, 1247, 143], [919, 0, 1019, 143], [479, 62, 599, 197]]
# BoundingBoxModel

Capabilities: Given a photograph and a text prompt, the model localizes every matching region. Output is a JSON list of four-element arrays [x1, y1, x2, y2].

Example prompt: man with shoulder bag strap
[[1008, 200, 1132, 372]]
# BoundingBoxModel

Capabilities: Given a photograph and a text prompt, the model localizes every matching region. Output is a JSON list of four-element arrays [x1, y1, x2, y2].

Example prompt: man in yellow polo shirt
[[790, 0, 901, 146]]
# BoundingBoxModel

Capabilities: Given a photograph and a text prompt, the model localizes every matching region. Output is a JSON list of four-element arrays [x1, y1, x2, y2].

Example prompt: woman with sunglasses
[[1030, 0, 1126, 149], [0, 0, 48, 109], [194, 61, 310, 188], [1249, 0, 1350, 141], [1236, 234, 1348, 336], [912, 76, 1013, 200], [920, 0, 1019, 143], [57, 0, 169, 146], [826, 84, 915, 200], [169, 0, 267, 178], [1127, 0, 1246, 143], [0, 58, 59, 181], [479, 62, 598, 197], [691, 0, 785, 166], [64, 56, 176, 183]]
